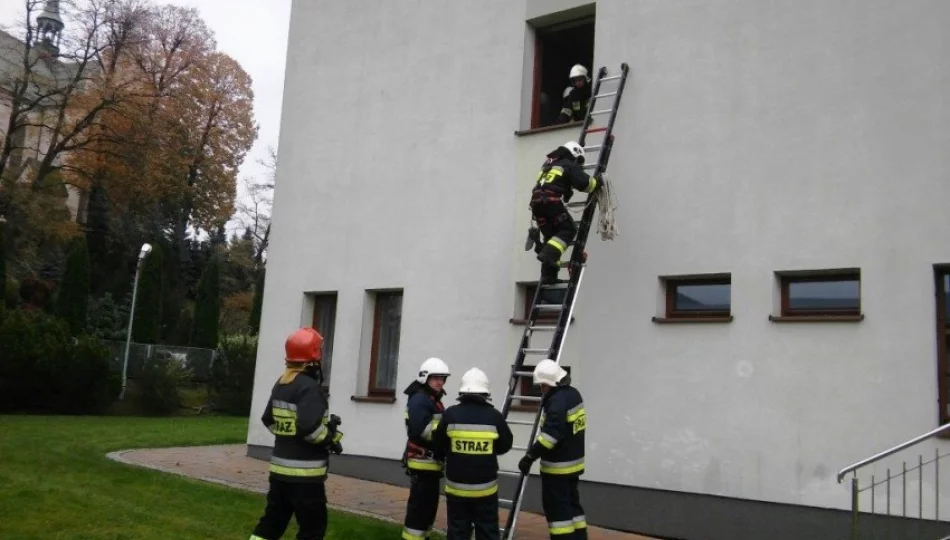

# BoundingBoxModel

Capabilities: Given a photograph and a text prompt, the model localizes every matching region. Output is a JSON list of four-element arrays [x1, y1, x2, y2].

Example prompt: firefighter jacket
[[559, 84, 591, 123], [402, 381, 446, 474], [533, 157, 598, 202], [431, 394, 514, 498], [527, 382, 586, 477], [261, 367, 343, 483]]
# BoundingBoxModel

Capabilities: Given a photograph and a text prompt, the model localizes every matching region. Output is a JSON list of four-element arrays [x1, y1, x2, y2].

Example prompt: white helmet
[[416, 357, 451, 384], [459, 367, 491, 395], [569, 64, 589, 81], [561, 141, 585, 162], [533, 359, 568, 387]]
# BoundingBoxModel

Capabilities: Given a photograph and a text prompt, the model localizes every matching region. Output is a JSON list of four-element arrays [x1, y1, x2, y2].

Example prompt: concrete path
[[107, 444, 657, 540]]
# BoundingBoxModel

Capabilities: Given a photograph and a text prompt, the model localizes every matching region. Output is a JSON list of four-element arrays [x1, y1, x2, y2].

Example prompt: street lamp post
[[119, 243, 152, 400]]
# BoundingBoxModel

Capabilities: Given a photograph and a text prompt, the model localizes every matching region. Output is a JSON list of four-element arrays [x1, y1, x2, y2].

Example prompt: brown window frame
[[653, 274, 733, 323], [526, 12, 596, 131], [935, 267, 950, 430], [311, 293, 337, 390], [779, 271, 861, 317], [368, 290, 402, 398]]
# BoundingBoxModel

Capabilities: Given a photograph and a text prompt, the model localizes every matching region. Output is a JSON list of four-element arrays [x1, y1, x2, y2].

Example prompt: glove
[[518, 453, 536, 475], [595, 172, 608, 191], [330, 441, 343, 454], [524, 227, 541, 252]]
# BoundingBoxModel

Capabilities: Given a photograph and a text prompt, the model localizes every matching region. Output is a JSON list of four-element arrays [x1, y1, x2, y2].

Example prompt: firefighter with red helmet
[[249, 327, 343, 540]]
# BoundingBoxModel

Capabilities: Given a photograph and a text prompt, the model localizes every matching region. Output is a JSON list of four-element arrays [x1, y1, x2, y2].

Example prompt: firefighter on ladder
[[401, 357, 452, 539], [527, 141, 603, 288], [249, 327, 344, 540], [517, 359, 588, 539], [431, 367, 514, 540]]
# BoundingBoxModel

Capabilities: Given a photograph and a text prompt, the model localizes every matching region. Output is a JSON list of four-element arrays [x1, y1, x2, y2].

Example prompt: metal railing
[[101, 340, 217, 382], [838, 423, 950, 539]]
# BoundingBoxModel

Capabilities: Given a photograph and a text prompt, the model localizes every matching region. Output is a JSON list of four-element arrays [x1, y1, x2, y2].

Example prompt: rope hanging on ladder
[[594, 174, 618, 241]]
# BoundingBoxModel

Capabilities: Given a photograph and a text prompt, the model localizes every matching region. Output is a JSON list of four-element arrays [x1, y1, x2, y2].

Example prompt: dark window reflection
[[787, 279, 859, 310], [674, 283, 731, 311]]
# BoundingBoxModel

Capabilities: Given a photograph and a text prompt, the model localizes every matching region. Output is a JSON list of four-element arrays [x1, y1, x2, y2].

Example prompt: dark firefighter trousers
[[541, 475, 587, 539], [403, 472, 442, 539], [530, 197, 576, 283], [446, 493, 500, 540], [251, 478, 327, 540]]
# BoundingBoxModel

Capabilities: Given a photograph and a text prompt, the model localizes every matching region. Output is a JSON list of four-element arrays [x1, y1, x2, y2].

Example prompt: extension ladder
[[497, 63, 631, 539]]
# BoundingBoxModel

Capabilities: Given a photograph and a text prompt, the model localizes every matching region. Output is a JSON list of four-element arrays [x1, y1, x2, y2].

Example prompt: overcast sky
[[0, 0, 293, 233]]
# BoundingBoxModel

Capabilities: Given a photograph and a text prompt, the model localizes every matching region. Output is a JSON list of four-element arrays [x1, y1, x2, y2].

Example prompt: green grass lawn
[[0, 415, 436, 539]]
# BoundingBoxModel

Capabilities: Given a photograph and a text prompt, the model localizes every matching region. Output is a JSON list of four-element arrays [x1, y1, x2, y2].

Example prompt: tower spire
[[36, 0, 65, 56]]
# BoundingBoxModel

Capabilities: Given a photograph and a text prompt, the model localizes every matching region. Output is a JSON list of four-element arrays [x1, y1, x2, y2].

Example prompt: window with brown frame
[[368, 290, 402, 397], [512, 364, 571, 411], [774, 270, 861, 320], [511, 282, 570, 325], [526, 9, 595, 130], [934, 267, 950, 428], [311, 293, 337, 388], [655, 274, 732, 323]]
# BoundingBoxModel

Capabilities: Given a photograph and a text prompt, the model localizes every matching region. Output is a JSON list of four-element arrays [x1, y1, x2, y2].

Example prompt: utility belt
[[531, 188, 566, 205], [402, 441, 443, 474]]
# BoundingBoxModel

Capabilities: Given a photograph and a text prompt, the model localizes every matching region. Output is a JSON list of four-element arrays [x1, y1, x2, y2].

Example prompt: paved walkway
[[107, 444, 656, 540]]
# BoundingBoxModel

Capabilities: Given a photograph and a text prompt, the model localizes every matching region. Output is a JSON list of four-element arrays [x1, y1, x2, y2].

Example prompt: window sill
[[652, 316, 733, 324], [510, 318, 576, 326], [514, 121, 583, 137], [350, 395, 396, 404], [768, 314, 864, 323]]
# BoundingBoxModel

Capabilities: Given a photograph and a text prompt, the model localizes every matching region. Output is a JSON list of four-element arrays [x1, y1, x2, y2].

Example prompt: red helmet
[[285, 327, 323, 363]]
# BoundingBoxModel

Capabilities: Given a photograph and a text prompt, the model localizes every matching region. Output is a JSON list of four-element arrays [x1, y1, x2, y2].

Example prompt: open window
[[526, 6, 596, 131]]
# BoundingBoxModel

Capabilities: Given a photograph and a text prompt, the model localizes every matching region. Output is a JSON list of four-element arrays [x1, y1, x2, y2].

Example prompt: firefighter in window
[[557, 64, 591, 124]]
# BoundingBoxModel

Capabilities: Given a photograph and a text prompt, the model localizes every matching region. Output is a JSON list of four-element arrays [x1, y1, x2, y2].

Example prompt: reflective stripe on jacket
[[261, 369, 342, 483], [432, 394, 514, 498], [528, 384, 586, 477]]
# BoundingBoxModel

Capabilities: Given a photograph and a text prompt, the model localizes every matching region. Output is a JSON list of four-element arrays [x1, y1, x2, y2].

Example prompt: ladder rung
[[590, 109, 612, 116], [522, 348, 549, 355], [507, 419, 535, 425], [498, 469, 522, 476], [528, 325, 557, 331], [566, 201, 587, 208], [594, 91, 617, 98], [585, 126, 607, 134], [515, 396, 542, 403], [583, 145, 601, 151], [499, 498, 514, 508], [534, 304, 564, 311], [513, 444, 530, 451], [600, 74, 623, 82], [513, 370, 534, 377], [541, 282, 569, 290], [582, 163, 598, 170]]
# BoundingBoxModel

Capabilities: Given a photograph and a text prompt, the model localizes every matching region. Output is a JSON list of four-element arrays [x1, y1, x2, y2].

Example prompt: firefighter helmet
[[416, 357, 451, 384], [561, 141, 585, 162], [569, 64, 589, 81], [458, 367, 491, 395], [533, 359, 568, 387], [285, 327, 323, 363]]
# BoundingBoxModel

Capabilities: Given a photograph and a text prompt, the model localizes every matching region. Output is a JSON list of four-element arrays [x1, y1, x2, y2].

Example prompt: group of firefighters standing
[[248, 63, 600, 540]]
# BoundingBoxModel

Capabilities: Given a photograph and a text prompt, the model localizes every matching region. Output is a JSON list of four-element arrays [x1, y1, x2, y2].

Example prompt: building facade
[[0, 1, 87, 223], [248, 1, 950, 538]]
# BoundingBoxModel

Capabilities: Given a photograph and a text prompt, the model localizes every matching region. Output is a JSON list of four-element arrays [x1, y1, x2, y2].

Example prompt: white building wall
[[252, 0, 950, 516]]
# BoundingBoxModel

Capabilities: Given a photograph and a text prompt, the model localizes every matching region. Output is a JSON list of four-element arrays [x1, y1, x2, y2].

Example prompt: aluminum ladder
[[498, 63, 631, 539]]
